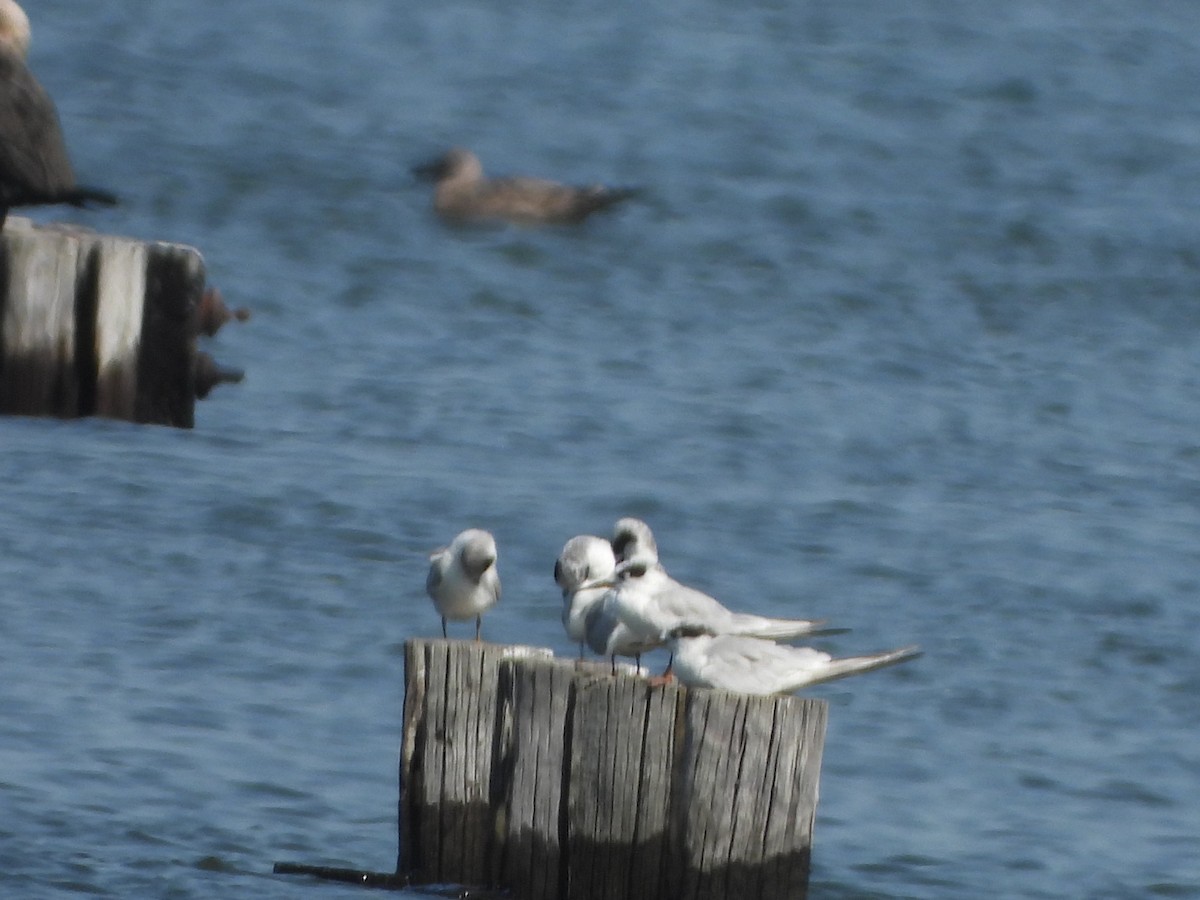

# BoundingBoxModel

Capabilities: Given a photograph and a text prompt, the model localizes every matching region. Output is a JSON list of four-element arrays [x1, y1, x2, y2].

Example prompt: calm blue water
[[3, 1, 1200, 897]]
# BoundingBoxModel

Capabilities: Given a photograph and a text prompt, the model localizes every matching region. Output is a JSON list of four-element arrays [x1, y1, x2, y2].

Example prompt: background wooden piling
[[0, 217, 238, 427], [399, 640, 827, 900]]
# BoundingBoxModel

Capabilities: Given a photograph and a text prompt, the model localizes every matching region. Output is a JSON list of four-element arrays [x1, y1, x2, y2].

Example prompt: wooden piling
[[398, 640, 827, 900], [501, 656, 578, 900], [398, 639, 554, 886], [670, 687, 825, 900], [0, 217, 240, 427], [563, 670, 683, 900]]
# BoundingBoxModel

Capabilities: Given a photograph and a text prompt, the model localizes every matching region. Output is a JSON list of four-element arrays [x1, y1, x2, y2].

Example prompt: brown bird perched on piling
[[0, 0, 117, 229], [413, 147, 638, 226]]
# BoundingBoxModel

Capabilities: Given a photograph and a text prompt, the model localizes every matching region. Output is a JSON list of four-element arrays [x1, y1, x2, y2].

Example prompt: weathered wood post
[[0, 217, 241, 427], [667, 686, 825, 900], [398, 640, 827, 900], [558, 667, 683, 900], [398, 639, 553, 887], [500, 656, 578, 900]]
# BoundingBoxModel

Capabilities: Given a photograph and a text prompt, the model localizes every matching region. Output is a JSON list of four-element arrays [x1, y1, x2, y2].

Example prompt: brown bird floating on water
[[0, 0, 117, 229], [413, 147, 638, 226]]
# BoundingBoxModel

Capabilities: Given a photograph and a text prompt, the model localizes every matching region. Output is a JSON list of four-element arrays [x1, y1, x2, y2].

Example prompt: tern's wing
[[681, 636, 922, 695], [564, 585, 607, 640], [608, 620, 661, 657], [720, 610, 830, 640], [425, 552, 447, 598], [654, 580, 730, 627], [778, 645, 923, 692], [584, 602, 620, 656], [657, 581, 826, 640], [697, 636, 834, 694], [586, 597, 661, 657]]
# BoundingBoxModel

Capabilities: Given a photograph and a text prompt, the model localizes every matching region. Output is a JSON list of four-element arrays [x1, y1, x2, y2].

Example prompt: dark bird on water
[[412, 147, 638, 226], [0, 0, 117, 229]]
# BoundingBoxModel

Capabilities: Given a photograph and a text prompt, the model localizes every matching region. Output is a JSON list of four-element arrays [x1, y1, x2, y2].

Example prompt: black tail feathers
[[576, 184, 643, 219], [66, 185, 119, 208]]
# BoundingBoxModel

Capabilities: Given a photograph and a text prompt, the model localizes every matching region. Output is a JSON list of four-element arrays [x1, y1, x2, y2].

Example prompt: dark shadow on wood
[[137, 244, 203, 427], [72, 244, 100, 417]]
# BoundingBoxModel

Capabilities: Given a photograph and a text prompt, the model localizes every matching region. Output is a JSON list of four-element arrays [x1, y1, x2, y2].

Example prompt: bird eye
[[628, 563, 647, 578]]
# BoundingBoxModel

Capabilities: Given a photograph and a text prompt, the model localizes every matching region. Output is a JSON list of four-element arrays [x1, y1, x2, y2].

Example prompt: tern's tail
[[724, 613, 832, 640], [67, 185, 119, 208], [7, 185, 119, 211], [572, 185, 642, 220], [793, 644, 922, 690]]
